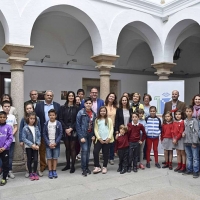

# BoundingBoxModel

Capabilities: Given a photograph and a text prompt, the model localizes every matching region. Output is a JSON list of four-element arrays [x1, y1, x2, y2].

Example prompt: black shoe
[[169, 165, 173, 170], [120, 169, 126, 174], [127, 167, 131, 173], [183, 170, 193, 175], [133, 167, 138, 172], [117, 167, 122, 172], [62, 166, 70, 171], [146, 163, 150, 168], [193, 172, 199, 178], [86, 168, 91, 174], [82, 170, 87, 177], [162, 161, 166, 165], [155, 163, 161, 169], [174, 166, 181, 172], [162, 164, 169, 169], [70, 167, 75, 173]]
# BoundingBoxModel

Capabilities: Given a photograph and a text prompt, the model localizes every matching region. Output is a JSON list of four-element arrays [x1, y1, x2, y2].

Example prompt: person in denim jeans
[[76, 97, 96, 177], [182, 105, 200, 178]]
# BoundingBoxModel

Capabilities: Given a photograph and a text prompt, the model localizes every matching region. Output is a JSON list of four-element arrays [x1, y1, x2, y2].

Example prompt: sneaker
[[48, 171, 53, 179], [193, 172, 199, 178], [0, 179, 7, 186], [102, 167, 107, 174], [6, 176, 8, 180], [38, 171, 43, 177], [155, 163, 161, 169], [120, 168, 126, 174], [139, 163, 145, 170], [82, 170, 87, 177], [52, 170, 58, 178], [77, 154, 81, 159], [127, 167, 131, 173], [117, 167, 122, 172], [183, 170, 193, 175], [29, 173, 35, 181], [93, 167, 101, 174], [133, 167, 138, 172], [8, 171, 15, 179], [146, 163, 150, 168], [86, 168, 91, 174], [109, 160, 114, 165], [25, 171, 29, 178], [33, 173, 39, 180]]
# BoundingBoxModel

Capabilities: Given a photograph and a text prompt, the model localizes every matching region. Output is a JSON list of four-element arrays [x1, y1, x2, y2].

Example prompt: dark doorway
[[0, 72, 11, 97]]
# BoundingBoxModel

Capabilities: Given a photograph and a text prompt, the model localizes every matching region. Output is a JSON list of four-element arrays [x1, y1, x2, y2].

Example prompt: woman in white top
[[143, 94, 152, 118]]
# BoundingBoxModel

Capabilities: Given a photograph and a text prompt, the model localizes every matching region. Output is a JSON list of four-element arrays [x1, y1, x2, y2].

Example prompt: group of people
[[0, 88, 200, 186]]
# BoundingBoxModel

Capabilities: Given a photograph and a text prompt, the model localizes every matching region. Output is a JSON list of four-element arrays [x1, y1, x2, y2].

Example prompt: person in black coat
[[115, 96, 132, 134], [59, 91, 79, 173], [35, 90, 60, 173]]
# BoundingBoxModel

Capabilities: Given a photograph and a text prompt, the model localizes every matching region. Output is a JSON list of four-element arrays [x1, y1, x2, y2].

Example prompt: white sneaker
[[109, 160, 114, 165], [8, 171, 15, 179], [25, 171, 29, 178], [38, 171, 43, 177]]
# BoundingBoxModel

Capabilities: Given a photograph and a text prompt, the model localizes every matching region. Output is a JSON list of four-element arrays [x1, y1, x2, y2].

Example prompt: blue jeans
[[80, 134, 92, 171], [185, 145, 199, 173], [9, 142, 15, 171], [0, 142, 15, 171]]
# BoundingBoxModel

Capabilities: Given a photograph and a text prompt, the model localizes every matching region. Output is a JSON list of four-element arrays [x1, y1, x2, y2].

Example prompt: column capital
[[151, 62, 176, 80], [2, 43, 34, 70], [91, 54, 119, 70]]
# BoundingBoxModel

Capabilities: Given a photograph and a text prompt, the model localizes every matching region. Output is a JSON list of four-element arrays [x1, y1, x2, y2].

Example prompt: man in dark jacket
[[24, 90, 41, 108], [35, 90, 60, 174]]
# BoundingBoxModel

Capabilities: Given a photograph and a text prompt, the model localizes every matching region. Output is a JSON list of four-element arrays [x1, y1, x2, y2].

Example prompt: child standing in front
[[22, 112, 41, 181], [93, 106, 113, 174], [43, 109, 62, 179], [127, 112, 146, 172], [182, 105, 200, 178], [115, 125, 129, 174], [2, 101, 18, 179], [76, 97, 96, 177], [138, 109, 147, 169], [172, 110, 186, 173], [161, 111, 173, 170], [145, 106, 162, 169], [0, 111, 13, 186]]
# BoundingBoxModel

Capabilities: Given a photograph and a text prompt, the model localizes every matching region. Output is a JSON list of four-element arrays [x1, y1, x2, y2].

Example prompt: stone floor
[[0, 155, 200, 200]]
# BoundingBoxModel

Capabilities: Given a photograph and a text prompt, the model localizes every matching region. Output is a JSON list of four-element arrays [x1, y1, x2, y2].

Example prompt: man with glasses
[[80, 87, 104, 114], [24, 90, 40, 108], [35, 90, 60, 174]]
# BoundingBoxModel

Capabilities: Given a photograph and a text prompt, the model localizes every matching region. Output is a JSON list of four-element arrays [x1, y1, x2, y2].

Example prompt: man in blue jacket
[[80, 87, 104, 114], [35, 90, 60, 175]]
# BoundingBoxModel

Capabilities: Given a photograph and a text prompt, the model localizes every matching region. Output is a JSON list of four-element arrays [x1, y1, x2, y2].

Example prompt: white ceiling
[[140, 0, 177, 5]]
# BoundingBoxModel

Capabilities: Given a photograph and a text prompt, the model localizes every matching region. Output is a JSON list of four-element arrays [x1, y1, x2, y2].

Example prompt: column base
[[12, 161, 26, 172]]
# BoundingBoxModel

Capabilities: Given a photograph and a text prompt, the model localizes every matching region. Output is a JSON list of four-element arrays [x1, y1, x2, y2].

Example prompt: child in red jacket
[[161, 111, 173, 170], [172, 110, 186, 173], [127, 113, 146, 173], [115, 125, 129, 174]]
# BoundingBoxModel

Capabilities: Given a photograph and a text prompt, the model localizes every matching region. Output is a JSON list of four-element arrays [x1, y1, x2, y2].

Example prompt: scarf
[[192, 105, 200, 118]]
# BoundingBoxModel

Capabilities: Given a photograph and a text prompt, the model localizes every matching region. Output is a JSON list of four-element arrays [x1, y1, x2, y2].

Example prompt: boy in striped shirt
[[145, 106, 161, 169]]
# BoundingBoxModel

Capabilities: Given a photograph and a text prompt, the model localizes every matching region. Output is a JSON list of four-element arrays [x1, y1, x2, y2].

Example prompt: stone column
[[91, 54, 119, 100], [2, 44, 34, 172], [151, 62, 176, 80]]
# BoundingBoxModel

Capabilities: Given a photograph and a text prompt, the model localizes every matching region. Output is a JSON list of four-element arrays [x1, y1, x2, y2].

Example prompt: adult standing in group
[[105, 92, 118, 165], [115, 95, 132, 133], [80, 87, 104, 114], [131, 93, 144, 114], [59, 91, 79, 173], [35, 90, 60, 174], [24, 90, 40, 108], [191, 94, 200, 170], [143, 94, 152, 118], [164, 90, 186, 114], [0, 94, 18, 119]]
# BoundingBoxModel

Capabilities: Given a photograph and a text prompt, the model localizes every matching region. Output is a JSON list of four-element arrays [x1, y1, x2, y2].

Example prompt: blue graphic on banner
[[154, 92, 171, 114]]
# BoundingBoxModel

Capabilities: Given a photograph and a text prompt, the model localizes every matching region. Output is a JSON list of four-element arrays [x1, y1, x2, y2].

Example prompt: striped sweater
[[145, 116, 161, 138]]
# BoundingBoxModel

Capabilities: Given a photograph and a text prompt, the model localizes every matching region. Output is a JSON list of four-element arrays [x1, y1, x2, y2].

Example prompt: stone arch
[[14, 0, 107, 55], [0, 9, 9, 44], [109, 9, 163, 63], [163, 7, 200, 62]]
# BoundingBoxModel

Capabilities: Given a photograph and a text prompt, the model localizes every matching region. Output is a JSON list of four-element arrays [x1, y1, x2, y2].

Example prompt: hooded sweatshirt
[[0, 123, 13, 150]]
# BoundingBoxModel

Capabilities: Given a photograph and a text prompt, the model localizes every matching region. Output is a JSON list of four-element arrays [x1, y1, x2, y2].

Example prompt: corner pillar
[[2, 43, 34, 172], [91, 54, 119, 100], [151, 62, 176, 80]]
